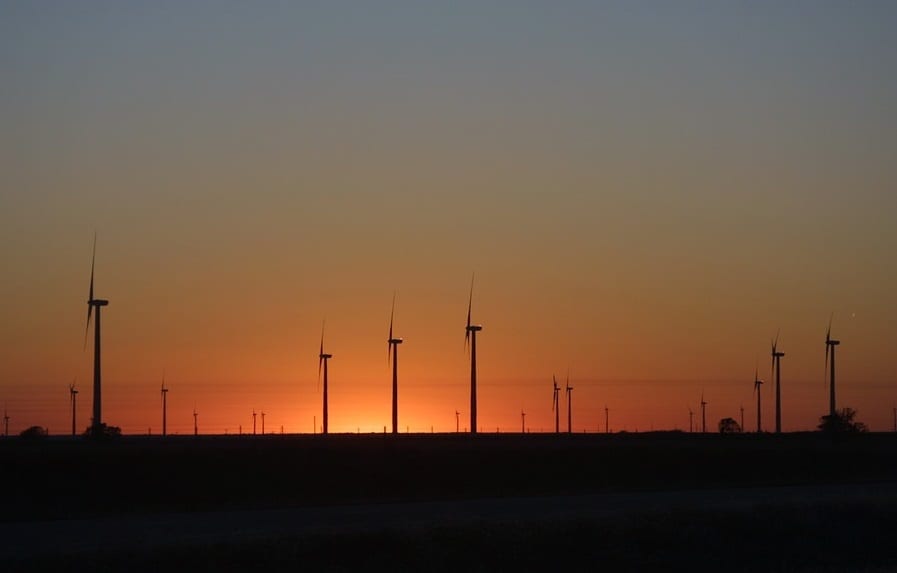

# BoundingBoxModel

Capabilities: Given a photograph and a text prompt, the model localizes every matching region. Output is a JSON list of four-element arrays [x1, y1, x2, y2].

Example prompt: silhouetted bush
[[818, 408, 868, 433], [83, 423, 122, 439], [19, 426, 48, 439], [718, 418, 742, 434]]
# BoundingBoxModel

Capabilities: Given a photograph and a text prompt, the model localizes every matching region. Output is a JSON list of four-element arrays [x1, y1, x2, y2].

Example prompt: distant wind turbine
[[753, 368, 764, 433], [521, 409, 526, 433], [739, 404, 744, 432], [252, 409, 257, 435], [387, 294, 403, 434], [69, 382, 78, 436], [261, 411, 265, 435], [319, 321, 333, 435], [551, 376, 560, 433], [688, 407, 694, 433], [771, 331, 785, 433], [193, 406, 198, 436], [464, 275, 483, 434], [565, 374, 573, 434], [84, 234, 109, 435], [605, 405, 609, 434], [825, 316, 841, 417], [160, 377, 168, 437], [455, 410, 460, 433], [700, 392, 707, 433]]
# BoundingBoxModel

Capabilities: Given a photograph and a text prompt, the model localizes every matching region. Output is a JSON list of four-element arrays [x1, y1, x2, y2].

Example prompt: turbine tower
[[700, 393, 707, 433], [739, 404, 744, 432], [455, 410, 460, 433], [771, 331, 785, 433], [193, 407, 198, 436], [565, 374, 573, 434], [85, 234, 109, 435], [753, 368, 764, 433], [605, 405, 609, 434], [69, 382, 79, 436], [521, 409, 526, 433], [825, 316, 841, 417], [551, 376, 560, 433], [387, 294, 403, 434], [688, 407, 694, 433], [160, 378, 168, 437], [464, 275, 483, 434], [319, 322, 333, 435], [252, 409, 257, 435], [261, 411, 266, 435]]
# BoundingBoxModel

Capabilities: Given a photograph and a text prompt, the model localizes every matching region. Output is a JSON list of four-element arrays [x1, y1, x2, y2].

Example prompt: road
[[4, 481, 897, 561]]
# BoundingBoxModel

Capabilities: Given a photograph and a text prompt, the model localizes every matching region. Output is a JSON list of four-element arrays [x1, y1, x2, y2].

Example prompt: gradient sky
[[2, 1, 896, 435]]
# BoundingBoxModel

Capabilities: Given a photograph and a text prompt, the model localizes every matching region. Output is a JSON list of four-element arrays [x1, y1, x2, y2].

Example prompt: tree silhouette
[[19, 426, 48, 439], [818, 408, 867, 433], [718, 417, 742, 434]]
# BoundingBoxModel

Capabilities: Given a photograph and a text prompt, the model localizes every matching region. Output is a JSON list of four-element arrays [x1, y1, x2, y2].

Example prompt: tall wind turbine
[[387, 294, 403, 434], [565, 374, 573, 434], [455, 410, 460, 433], [521, 409, 526, 433], [69, 382, 79, 436], [160, 378, 168, 437], [551, 376, 560, 433], [739, 404, 744, 432], [825, 316, 841, 417], [193, 406, 198, 436], [465, 275, 483, 434], [252, 409, 257, 435], [319, 322, 333, 435], [771, 331, 785, 433], [605, 405, 609, 434], [261, 411, 266, 435], [700, 393, 707, 433], [85, 234, 109, 435], [688, 407, 694, 433], [753, 368, 764, 433]]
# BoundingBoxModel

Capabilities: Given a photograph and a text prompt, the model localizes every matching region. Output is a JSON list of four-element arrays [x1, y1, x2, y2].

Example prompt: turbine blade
[[465, 273, 473, 351], [88, 232, 96, 303], [84, 305, 92, 350]]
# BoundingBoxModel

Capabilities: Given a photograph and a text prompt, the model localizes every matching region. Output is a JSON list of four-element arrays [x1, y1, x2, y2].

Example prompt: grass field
[[5, 432, 897, 571]]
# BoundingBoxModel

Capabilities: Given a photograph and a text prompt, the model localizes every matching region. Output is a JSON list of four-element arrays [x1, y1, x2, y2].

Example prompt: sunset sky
[[2, 2, 896, 435]]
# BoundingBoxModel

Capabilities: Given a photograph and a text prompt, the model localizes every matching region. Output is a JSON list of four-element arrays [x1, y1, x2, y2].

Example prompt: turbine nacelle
[[89, 299, 109, 307], [466, 325, 483, 332], [320, 353, 333, 360], [388, 338, 404, 345]]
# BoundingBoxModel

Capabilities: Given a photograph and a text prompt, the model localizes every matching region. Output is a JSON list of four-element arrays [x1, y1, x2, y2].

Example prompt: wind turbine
[[464, 275, 483, 434], [455, 410, 460, 433], [319, 322, 333, 435], [261, 411, 266, 435], [84, 234, 109, 435], [688, 407, 694, 433], [771, 331, 785, 433], [193, 406, 198, 436], [160, 378, 168, 437], [69, 382, 79, 436], [825, 316, 841, 417], [387, 294, 403, 434], [605, 405, 609, 434], [551, 376, 560, 433], [700, 392, 707, 433], [521, 409, 526, 433], [252, 409, 257, 435], [753, 368, 764, 433], [565, 374, 573, 434], [739, 404, 744, 432]]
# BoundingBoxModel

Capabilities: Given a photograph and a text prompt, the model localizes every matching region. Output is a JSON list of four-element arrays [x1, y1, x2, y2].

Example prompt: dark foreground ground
[[4, 432, 897, 571]]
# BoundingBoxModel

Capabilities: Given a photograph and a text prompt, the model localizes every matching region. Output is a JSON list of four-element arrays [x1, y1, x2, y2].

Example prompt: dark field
[[5, 432, 897, 521], [5, 432, 897, 571]]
